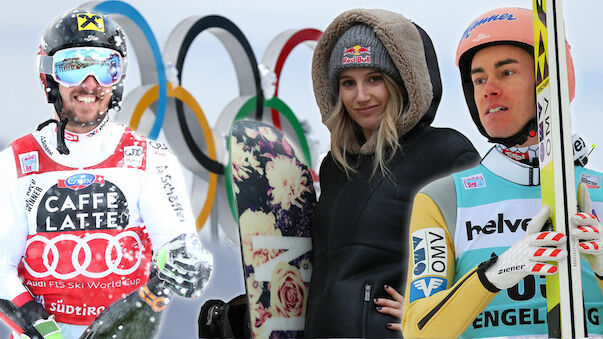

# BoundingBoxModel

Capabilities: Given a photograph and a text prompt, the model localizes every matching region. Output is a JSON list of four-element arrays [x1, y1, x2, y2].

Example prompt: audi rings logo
[[123, 146, 143, 157], [81, 1, 322, 243], [23, 231, 145, 280]]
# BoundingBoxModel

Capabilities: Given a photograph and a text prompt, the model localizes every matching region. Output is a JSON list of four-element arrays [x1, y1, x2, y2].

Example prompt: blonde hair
[[326, 73, 405, 178]]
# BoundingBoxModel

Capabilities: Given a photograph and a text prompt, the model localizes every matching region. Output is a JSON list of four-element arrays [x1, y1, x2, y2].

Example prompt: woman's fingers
[[384, 284, 404, 303], [387, 322, 402, 331]]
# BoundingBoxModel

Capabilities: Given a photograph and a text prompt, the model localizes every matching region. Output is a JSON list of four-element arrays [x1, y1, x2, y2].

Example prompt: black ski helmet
[[38, 9, 128, 115]]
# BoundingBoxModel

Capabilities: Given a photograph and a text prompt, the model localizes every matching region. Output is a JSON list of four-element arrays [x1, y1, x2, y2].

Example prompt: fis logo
[[77, 13, 104, 32], [19, 151, 39, 174], [462, 173, 486, 189], [409, 277, 447, 302], [465, 213, 531, 241], [58, 173, 104, 191]]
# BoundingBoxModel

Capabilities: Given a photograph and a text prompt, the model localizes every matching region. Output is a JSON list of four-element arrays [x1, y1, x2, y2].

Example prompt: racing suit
[[0, 116, 198, 337], [402, 146, 603, 338]]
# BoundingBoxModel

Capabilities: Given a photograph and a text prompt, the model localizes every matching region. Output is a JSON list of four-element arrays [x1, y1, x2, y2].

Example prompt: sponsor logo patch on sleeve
[[580, 173, 601, 189], [409, 276, 448, 302], [19, 151, 39, 174], [409, 227, 449, 302], [411, 228, 447, 279], [123, 146, 144, 167], [462, 173, 486, 189]]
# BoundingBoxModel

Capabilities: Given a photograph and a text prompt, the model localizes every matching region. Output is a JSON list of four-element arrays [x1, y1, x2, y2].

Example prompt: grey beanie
[[327, 24, 402, 96]]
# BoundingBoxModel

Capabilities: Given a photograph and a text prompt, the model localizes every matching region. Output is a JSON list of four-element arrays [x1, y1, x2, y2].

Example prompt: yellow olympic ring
[[129, 83, 218, 231]]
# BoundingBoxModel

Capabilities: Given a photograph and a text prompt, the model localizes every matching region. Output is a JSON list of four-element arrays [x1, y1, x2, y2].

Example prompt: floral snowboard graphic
[[230, 120, 315, 338]]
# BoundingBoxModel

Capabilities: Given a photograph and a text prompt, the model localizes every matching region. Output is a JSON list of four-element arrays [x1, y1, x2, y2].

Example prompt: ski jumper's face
[[471, 44, 537, 145], [58, 75, 113, 133], [339, 67, 390, 140]]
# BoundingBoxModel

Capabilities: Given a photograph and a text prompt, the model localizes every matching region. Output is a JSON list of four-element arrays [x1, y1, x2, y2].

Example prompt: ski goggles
[[38, 47, 123, 87]]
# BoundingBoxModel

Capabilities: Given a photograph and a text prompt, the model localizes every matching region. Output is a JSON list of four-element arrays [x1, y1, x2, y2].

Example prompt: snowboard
[[230, 120, 315, 338]]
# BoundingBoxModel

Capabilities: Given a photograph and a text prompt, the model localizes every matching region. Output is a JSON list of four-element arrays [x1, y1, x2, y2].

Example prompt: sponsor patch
[[39, 177, 128, 232], [462, 12, 517, 40], [409, 276, 447, 302], [19, 151, 39, 174], [341, 45, 371, 65], [64, 131, 79, 142], [58, 173, 104, 191], [411, 228, 447, 279], [148, 140, 172, 153], [76, 13, 104, 32], [123, 146, 144, 167], [501, 148, 529, 162], [472, 33, 490, 43], [465, 213, 530, 241], [580, 173, 601, 189], [462, 173, 486, 189]]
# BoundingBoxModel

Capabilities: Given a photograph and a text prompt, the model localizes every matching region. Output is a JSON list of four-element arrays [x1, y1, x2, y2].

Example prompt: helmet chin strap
[[38, 87, 70, 155], [486, 118, 537, 148], [36, 117, 70, 155]]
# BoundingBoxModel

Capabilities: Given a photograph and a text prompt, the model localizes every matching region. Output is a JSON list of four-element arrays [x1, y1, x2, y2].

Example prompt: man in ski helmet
[[400, 7, 603, 337], [0, 9, 213, 338]]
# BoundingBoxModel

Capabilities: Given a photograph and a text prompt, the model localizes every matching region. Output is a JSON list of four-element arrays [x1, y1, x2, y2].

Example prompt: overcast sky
[[1, 1, 601, 337], [1, 0, 601, 167]]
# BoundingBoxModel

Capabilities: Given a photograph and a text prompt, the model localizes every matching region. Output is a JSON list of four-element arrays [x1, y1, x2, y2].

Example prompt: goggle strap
[[38, 55, 54, 75]]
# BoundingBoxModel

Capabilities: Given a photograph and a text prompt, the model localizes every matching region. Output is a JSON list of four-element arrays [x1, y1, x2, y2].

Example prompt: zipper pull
[[364, 283, 371, 302]]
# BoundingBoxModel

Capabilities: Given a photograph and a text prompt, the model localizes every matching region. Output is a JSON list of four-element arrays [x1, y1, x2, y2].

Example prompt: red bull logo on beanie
[[461, 12, 517, 41], [342, 45, 371, 64]]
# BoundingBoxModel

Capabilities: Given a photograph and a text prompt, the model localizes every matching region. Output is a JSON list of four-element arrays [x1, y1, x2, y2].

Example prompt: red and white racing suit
[[0, 116, 197, 336]]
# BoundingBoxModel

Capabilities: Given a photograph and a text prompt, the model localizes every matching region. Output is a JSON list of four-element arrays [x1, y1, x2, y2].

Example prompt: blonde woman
[[304, 8, 481, 337]]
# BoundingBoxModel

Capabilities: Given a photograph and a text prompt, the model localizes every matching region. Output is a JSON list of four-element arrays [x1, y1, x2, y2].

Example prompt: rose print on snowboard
[[230, 120, 315, 338]]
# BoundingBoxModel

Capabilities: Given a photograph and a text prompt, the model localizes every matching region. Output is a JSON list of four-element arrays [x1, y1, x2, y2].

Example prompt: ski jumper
[[0, 117, 196, 336], [402, 146, 603, 338]]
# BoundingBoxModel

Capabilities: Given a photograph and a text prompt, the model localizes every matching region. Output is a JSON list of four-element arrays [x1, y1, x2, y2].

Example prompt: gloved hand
[[22, 315, 62, 339], [574, 183, 603, 276], [153, 233, 213, 298], [485, 206, 567, 290]]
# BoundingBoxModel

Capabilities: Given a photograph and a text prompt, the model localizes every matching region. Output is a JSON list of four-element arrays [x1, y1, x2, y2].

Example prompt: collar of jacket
[[482, 146, 540, 186], [313, 9, 436, 154]]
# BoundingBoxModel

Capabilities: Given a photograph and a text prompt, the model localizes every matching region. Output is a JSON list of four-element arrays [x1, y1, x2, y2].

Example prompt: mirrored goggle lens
[[52, 47, 123, 87]]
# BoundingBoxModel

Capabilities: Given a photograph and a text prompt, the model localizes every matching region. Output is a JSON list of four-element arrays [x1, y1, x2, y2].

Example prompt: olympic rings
[[128, 83, 218, 230], [163, 15, 263, 175], [261, 29, 322, 130], [82, 1, 322, 237], [23, 231, 144, 280]]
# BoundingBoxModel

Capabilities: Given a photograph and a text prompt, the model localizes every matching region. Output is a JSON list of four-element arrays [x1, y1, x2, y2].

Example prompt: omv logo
[[58, 173, 105, 190]]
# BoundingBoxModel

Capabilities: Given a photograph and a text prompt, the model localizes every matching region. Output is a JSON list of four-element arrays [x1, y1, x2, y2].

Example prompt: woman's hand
[[374, 285, 404, 331]]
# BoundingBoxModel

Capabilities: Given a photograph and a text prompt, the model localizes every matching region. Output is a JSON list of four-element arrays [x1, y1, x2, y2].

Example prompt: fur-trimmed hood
[[313, 8, 442, 153]]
